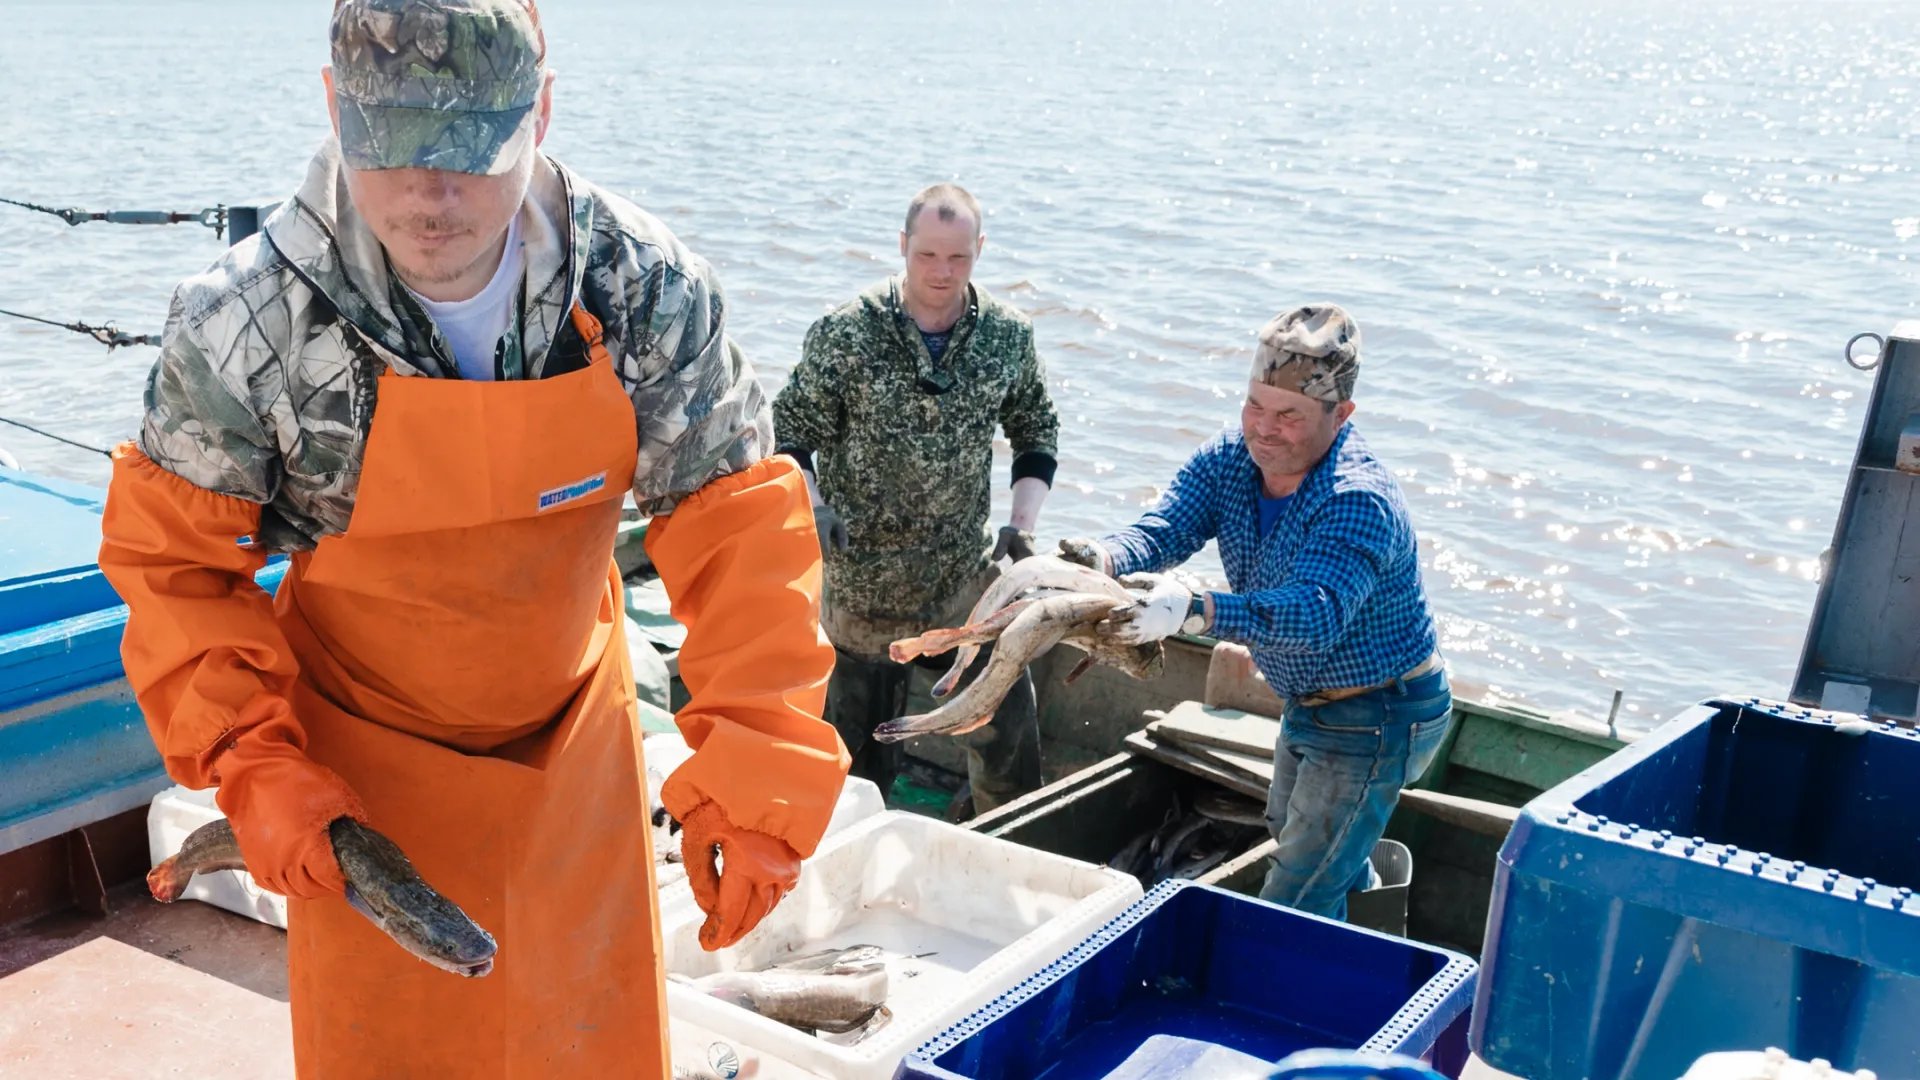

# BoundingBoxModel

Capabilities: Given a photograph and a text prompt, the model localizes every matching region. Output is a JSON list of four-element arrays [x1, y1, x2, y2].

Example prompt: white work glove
[[1101, 572, 1194, 645], [1057, 537, 1113, 576]]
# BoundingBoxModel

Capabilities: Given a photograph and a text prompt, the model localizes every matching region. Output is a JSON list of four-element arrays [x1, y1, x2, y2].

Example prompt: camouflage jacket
[[772, 276, 1058, 626], [139, 138, 768, 551]]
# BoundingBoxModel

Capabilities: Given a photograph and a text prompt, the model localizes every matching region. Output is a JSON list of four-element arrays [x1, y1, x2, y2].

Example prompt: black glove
[[991, 525, 1037, 563], [813, 504, 850, 555]]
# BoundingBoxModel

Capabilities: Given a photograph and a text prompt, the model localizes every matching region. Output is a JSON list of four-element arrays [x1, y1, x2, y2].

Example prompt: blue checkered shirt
[[1101, 423, 1437, 697]]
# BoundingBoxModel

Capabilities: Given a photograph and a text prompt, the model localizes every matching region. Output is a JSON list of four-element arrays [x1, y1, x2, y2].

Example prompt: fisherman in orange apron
[[96, 1, 849, 1075]]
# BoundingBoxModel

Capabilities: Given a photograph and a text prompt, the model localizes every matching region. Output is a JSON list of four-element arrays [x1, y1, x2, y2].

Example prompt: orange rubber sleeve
[[644, 455, 850, 857]]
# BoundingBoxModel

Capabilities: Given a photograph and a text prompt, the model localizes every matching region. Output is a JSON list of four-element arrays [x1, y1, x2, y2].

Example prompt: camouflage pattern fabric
[[772, 277, 1058, 632], [331, 0, 546, 175], [138, 137, 768, 551], [1253, 303, 1362, 403]]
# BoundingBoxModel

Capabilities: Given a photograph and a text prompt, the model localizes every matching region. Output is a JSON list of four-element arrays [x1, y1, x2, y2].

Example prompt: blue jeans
[[1258, 667, 1454, 921]]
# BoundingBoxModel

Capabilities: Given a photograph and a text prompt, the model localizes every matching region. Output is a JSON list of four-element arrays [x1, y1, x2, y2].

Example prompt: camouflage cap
[[330, 0, 546, 176], [1251, 303, 1362, 403]]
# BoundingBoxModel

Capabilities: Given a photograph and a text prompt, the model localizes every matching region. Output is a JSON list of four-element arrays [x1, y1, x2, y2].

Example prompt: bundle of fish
[[1107, 790, 1269, 888], [874, 556, 1165, 742], [673, 944, 894, 1043], [150, 817, 498, 978]]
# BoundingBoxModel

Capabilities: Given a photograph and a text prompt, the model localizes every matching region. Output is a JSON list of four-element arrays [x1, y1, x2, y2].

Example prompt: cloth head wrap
[[1252, 303, 1361, 403]]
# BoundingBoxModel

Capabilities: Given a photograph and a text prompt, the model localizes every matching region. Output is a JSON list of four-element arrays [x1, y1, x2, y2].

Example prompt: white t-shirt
[[405, 214, 525, 382]]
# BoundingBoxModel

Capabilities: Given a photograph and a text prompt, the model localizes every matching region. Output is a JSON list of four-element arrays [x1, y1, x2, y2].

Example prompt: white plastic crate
[[145, 785, 287, 928], [146, 740, 885, 931], [660, 809, 1144, 1080]]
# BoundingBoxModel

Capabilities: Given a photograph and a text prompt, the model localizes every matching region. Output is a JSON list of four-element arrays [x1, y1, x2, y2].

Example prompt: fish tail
[[146, 858, 187, 903]]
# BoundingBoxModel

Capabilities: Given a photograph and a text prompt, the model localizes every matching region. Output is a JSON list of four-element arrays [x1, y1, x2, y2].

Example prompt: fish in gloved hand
[[149, 817, 497, 978], [915, 556, 1136, 697], [873, 556, 1165, 742]]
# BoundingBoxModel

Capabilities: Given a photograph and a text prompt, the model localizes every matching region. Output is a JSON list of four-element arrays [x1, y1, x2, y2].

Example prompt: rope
[[0, 306, 160, 351], [0, 414, 112, 457], [1, 196, 227, 238]]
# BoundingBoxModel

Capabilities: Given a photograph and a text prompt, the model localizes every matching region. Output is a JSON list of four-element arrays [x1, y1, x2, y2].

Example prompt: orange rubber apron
[[273, 311, 665, 1079]]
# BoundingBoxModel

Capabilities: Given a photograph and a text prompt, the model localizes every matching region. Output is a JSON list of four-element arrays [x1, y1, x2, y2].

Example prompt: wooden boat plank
[[1398, 788, 1521, 838], [1447, 712, 1620, 793], [1146, 702, 1280, 759], [1122, 731, 1268, 802]]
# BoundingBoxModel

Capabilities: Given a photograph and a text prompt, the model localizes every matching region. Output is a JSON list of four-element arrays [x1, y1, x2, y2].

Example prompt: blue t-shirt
[[920, 327, 954, 361], [1257, 492, 1293, 537]]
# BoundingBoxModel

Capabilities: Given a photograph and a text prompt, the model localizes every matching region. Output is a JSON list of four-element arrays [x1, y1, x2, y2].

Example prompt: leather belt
[[1294, 652, 1444, 709]]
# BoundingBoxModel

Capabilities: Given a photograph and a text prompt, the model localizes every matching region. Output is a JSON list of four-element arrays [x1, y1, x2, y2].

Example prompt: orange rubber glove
[[678, 801, 802, 950], [99, 444, 366, 900], [211, 698, 367, 900]]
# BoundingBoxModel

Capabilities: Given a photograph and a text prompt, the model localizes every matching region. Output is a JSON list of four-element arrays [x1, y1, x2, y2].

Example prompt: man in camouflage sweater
[[96, 2, 846, 1072], [773, 184, 1060, 814]]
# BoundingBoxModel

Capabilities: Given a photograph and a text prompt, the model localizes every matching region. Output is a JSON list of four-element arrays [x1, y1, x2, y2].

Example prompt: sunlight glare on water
[[0, 0, 1914, 728]]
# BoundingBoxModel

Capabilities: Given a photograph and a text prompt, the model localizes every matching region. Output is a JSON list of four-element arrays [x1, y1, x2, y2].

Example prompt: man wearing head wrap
[[95, 1, 847, 1073], [1059, 303, 1449, 921]]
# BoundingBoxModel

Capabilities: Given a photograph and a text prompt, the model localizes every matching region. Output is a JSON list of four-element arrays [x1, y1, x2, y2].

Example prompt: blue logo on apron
[[537, 471, 608, 512]]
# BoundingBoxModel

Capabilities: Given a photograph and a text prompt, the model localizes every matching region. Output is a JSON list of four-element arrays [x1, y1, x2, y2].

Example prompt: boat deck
[[0, 885, 1519, 1080], [0, 883, 292, 1079]]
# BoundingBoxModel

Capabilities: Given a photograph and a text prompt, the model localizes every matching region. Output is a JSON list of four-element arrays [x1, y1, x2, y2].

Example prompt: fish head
[[332, 819, 499, 978], [345, 881, 497, 977]]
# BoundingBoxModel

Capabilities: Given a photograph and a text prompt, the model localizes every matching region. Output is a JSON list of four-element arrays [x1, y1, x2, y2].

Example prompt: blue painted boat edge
[[0, 770, 169, 856], [0, 466, 107, 513], [0, 561, 290, 711], [0, 679, 169, 856]]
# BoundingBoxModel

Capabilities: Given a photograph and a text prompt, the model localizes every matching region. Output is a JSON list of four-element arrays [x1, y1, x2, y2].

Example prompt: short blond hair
[[904, 183, 982, 238]]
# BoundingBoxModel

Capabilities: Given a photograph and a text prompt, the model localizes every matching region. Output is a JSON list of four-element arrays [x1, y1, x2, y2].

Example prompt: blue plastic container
[[0, 467, 288, 852], [0, 467, 118, 635], [897, 881, 1478, 1080], [1474, 697, 1920, 1080]]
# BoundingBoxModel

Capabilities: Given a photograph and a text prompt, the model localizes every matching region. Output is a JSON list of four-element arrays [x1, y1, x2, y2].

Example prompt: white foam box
[[145, 740, 887, 931], [660, 809, 1144, 1080], [145, 785, 288, 928], [1682, 1050, 1877, 1080]]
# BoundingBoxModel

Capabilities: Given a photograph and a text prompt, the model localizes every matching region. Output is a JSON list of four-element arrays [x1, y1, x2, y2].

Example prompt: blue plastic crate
[[1474, 697, 1920, 1080], [898, 881, 1478, 1080]]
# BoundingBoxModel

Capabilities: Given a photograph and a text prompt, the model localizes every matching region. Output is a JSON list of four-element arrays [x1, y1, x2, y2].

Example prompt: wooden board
[[1146, 701, 1281, 758], [1122, 730, 1267, 802], [1447, 712, 1618, 794], [1153, 735, 1274, 785], [1398, 788, 1521, 838]]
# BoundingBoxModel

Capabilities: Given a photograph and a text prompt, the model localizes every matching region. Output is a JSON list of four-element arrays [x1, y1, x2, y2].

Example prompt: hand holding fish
[[874, 556, 1168, 742], [1055, 537, 1112, 575], [991, 525, 1037, 563], [149, 817, 497, 978], [1097, 573, 1197, 645]]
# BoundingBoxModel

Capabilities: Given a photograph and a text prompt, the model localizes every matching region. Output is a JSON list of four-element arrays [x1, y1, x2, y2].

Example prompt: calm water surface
[[2, 0, 1916, 729]]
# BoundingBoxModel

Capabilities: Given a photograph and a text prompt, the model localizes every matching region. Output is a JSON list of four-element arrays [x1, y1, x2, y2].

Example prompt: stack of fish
[[874, 557, 1165, 742], [1105, 789, 1268, 888]]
